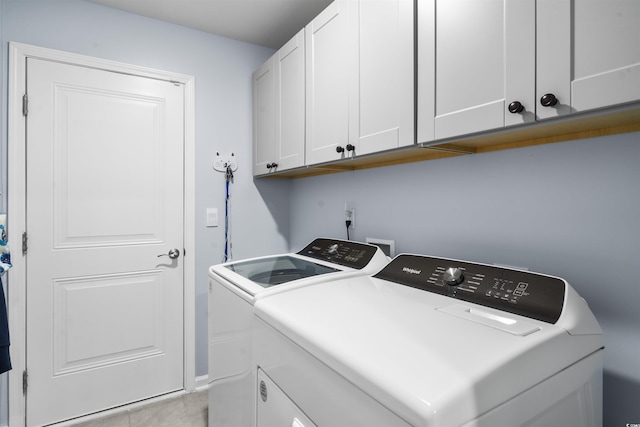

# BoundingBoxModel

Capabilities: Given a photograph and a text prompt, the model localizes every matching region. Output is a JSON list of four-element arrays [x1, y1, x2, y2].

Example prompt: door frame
[[7, 42, 197, 426]]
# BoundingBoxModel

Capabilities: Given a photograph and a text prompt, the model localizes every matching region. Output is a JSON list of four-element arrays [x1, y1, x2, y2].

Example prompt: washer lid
[[225, 236, 385, 287], [225, 255, 340, 287], [209, 238, 389, 298]]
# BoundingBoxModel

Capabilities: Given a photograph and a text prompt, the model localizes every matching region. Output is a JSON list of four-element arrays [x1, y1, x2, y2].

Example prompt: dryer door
[[257, 369, 317, 427]]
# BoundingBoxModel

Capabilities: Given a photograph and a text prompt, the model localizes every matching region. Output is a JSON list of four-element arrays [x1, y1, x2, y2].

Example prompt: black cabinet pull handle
[[346, 144, 355, 152], [540, 93, 558, 107], [508, 101, 524, 114], [336, 146, 345, 153]]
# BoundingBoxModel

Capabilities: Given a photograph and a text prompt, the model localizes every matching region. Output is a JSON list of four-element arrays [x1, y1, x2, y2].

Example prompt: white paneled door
[[25, 58, 185, 426]]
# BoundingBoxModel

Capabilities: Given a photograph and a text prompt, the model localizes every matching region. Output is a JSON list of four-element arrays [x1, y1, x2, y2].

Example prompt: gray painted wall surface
[[289, 131, 640, 426], [0, 0, 288, 390]]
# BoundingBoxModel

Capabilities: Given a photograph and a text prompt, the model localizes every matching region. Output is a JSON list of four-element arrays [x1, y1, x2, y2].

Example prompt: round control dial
[[442, 267, 464, 286]]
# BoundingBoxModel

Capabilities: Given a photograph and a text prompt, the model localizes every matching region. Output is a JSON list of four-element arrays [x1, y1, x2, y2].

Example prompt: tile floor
[[70, 390, 207, 427]]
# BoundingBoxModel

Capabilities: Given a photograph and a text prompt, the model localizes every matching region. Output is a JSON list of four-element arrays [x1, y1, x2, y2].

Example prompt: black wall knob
[[540, 93, 558, 107], [336, 146, 345, 153], [508, 101, 524, 114]]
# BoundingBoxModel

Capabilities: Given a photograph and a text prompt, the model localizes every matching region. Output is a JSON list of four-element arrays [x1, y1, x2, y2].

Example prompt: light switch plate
[[206, 208, 218, 227]]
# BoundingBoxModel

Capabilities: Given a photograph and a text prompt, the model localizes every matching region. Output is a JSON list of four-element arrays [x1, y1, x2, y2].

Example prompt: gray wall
[[0, 0, 290, 389], [289, 131, 640, 426]]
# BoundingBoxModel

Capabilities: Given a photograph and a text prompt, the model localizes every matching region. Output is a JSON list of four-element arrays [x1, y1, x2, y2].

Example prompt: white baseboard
[[195, 374, 209, 392]]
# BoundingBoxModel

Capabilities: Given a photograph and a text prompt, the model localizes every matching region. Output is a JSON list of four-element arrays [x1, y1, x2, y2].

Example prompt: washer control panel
[[375, 254, 565, 323], [298, 238, 380, 270]]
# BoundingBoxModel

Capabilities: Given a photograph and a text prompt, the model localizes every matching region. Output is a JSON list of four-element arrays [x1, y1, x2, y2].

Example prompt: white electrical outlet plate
[[345, 209, 355, 228], [344, 201, 355, 229], [213, 152, 238, 172]]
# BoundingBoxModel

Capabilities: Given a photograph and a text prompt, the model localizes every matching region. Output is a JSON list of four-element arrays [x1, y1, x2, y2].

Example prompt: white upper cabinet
[[419, 0, 640, 143], [306, 0, 415, 166], [275, 30, 306, 171], [537, 0, 640, 118], [253, 30, 306, 175], [255, 0, 638, 177], [252, 56, 276, 175], [349, 0, 415, 156], [419, 0, 535, 141], [305, 0, 354, 165]]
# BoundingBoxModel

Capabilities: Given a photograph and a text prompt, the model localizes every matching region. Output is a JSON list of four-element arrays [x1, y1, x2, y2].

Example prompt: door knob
[[158, 248, 180, 259]]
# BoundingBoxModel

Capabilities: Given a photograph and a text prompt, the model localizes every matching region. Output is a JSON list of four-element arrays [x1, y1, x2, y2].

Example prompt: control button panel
[[298, 238, 379, 270], [374, 254, 565, 323]]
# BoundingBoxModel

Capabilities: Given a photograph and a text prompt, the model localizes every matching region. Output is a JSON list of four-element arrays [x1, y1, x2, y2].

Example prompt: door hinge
[[23, 370, 28, 395], [22, 232, 28, 255], [22, 94, 28, 117]]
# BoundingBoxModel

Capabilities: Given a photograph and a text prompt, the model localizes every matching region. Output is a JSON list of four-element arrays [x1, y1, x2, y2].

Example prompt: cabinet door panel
[[306, 1, 352, 165], [572, 64, 640, 111], [353, 0, 414, 154], [436, 0, 504, 116], [504, 0, 536, 126], [571, 0, 640, 110], [536, 0, 572, 119], [434, 0, 534, 139], [538, 0, 639, 117], [417, 0, 436, 143], [252, 58, 275, 176], [436, 100, 504, 140], [276, 30, 305, 170]]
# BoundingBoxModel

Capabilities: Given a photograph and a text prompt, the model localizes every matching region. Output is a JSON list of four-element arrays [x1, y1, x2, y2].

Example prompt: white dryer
[[208, 238, 389, 427], [254, 254, 603, 427]]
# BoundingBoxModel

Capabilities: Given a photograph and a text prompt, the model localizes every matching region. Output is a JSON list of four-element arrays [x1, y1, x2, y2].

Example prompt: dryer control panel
[[375, 254, 565, 323], [298, 238, 381, 270]]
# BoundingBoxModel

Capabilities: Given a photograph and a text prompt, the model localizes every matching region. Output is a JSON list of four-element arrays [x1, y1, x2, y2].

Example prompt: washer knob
[[442, 267, 464, 286]]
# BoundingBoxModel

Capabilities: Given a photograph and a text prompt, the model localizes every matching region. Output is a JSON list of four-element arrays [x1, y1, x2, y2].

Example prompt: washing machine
[[253, 253, 603, 427], [208, 238, 389, 427]]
